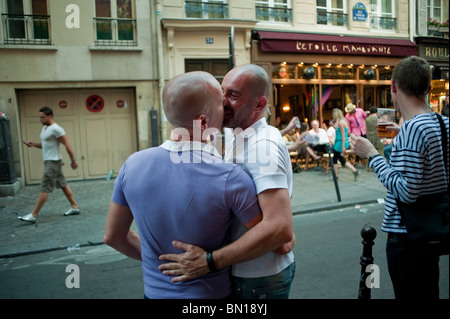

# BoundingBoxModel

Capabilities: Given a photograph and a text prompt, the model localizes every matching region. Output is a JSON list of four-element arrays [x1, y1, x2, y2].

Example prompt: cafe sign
[[295, 41, 396, 55], [257, 31, 417, 57]]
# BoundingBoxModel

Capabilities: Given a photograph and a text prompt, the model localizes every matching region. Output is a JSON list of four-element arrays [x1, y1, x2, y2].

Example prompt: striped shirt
[[369, 112, 449, 233]]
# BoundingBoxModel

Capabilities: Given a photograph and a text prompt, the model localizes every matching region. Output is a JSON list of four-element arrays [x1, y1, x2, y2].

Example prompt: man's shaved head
[[163, 71, 223, 129]]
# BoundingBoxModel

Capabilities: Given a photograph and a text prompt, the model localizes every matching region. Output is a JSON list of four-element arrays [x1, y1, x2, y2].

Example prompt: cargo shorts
[[41, 160, 67, 193]]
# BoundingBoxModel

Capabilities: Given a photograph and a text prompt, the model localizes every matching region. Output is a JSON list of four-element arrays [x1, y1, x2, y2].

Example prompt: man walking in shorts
[[18, 106, 80, 223]]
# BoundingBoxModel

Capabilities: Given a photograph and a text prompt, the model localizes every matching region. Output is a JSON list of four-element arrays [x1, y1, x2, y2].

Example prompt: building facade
[[1, 0, 449, 191], [0, 0, 161, 187], [159, 0, 418, 127], [413, 0, 449, 113]]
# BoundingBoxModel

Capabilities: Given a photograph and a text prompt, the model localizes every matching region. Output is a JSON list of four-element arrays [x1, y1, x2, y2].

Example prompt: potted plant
[[439, 19, 449, 33], [427, 18, 439, 31]]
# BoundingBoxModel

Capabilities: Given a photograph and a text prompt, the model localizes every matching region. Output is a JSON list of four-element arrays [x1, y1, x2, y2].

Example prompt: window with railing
[[185, 0, 228, 19], [94, 0, 137, 46], [369, 0, 396, 31], [2, 13, 50, 45], [255, 0, 292, 23], [427, 0, 448, 36], [316, 0, 347, 27], [2, 0, 50, 45]]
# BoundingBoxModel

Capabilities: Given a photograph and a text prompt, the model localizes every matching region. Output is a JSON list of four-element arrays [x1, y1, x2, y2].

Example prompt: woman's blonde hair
[[332, 108, 346, 123]]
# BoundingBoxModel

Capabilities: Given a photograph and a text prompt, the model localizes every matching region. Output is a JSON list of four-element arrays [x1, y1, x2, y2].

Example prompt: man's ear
[[195, 114, 209, 130], [255, 96, 268, 111], [391, 80, 397, 93]]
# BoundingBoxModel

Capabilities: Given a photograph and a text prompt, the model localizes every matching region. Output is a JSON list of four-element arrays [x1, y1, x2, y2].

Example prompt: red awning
[[256, 31, 417, 57]]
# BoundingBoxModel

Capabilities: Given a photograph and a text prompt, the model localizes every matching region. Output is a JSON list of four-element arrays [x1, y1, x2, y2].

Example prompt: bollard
[[327, 146, 341, 202], [358, 226, 377, 299]]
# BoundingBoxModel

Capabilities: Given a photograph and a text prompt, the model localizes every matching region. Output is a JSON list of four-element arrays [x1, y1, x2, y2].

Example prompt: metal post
[[229, 26, 235, 70], [0, 117, 17, 183], [150, 110, 159, 147], [358, 226, 377, 299], [327, 146, 341, 202]]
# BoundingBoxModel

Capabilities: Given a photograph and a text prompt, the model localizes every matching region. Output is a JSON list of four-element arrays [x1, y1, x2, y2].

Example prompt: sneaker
[[62, 208, 80, 216], [18, 213, 37, 223], [354, 170, 360, 181]]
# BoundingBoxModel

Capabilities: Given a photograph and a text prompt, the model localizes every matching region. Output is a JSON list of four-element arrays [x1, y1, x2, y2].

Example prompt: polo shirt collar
[[232, 117, 267, 137], [161, 140, 222, 159]]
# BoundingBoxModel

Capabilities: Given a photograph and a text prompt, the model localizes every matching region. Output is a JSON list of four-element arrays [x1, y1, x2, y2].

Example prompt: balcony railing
[[256, 5, 292, 23], [94, 17, 137, 46], [185, 1, 228, 19], [427, 24, 449, 38], [1, 13, 51, 45], [370, 16, 396, 31], [317, 10, 348, 27]]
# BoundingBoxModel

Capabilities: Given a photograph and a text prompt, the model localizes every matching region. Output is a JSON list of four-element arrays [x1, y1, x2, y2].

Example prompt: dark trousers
[[386, 233, 440, 299]]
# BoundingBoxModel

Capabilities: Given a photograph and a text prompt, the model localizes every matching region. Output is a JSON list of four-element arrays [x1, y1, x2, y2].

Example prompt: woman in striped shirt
[[351, 56, 449, 299]]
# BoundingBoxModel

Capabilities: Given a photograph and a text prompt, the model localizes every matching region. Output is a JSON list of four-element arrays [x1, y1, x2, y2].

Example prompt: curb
[[292, 199, 383, 216], [0, 241, 104, 259], [1, 199, 385, 259]]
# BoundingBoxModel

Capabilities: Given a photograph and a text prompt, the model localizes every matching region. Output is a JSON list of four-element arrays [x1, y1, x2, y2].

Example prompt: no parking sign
[[86, 95, 104, 112]]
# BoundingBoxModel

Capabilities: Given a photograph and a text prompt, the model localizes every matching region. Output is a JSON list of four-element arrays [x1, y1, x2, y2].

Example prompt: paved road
[[1, 202, 448, 300]]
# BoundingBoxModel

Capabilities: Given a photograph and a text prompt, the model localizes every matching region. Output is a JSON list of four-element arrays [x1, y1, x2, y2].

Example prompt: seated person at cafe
[[285, 122, 320, 170], [307, 120, 330, 153]]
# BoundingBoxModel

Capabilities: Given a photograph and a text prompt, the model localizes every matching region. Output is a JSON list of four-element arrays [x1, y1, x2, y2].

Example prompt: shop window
[[316, 0, 347, 27], [379, 66, 392, 80], [273, 63, 296, 79], [255, 0, 292, 23], [430, 65, 449, 113], [377, 86, 392, 108], [359, 66, 376, 80], [185, 0, 228, 19], [368, 0, 396, 31], [1, 0, 50, 45], [322, 64, 356, 80], [364, 87, 375, 108], [94, 0, 137, 46]]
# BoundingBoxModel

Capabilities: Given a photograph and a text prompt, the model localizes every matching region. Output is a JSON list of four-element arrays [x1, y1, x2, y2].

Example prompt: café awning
[[255, 31, 417, 57]]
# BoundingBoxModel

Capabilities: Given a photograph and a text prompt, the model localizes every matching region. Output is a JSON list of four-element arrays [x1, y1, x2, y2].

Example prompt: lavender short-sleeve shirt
[[111, 140, 261, 299]]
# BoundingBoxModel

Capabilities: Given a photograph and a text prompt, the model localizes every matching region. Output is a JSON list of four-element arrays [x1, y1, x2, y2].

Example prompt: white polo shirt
[[224, 117, 295, 278]]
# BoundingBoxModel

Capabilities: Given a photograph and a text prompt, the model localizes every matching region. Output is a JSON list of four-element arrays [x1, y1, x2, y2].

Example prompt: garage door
[[19, 88, 137, 184]]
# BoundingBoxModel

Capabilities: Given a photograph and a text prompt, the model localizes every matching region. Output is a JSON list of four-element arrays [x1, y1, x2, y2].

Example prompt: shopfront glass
[[271, 62, 393, 127]]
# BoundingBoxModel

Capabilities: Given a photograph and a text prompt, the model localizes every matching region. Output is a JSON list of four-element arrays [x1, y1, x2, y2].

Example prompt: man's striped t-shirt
[[369, 112, 449, 234]]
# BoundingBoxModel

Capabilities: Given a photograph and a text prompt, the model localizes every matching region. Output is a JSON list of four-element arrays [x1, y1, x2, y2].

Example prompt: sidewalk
[[0, 165, 386, 258], [291, 165, 386, 214]]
